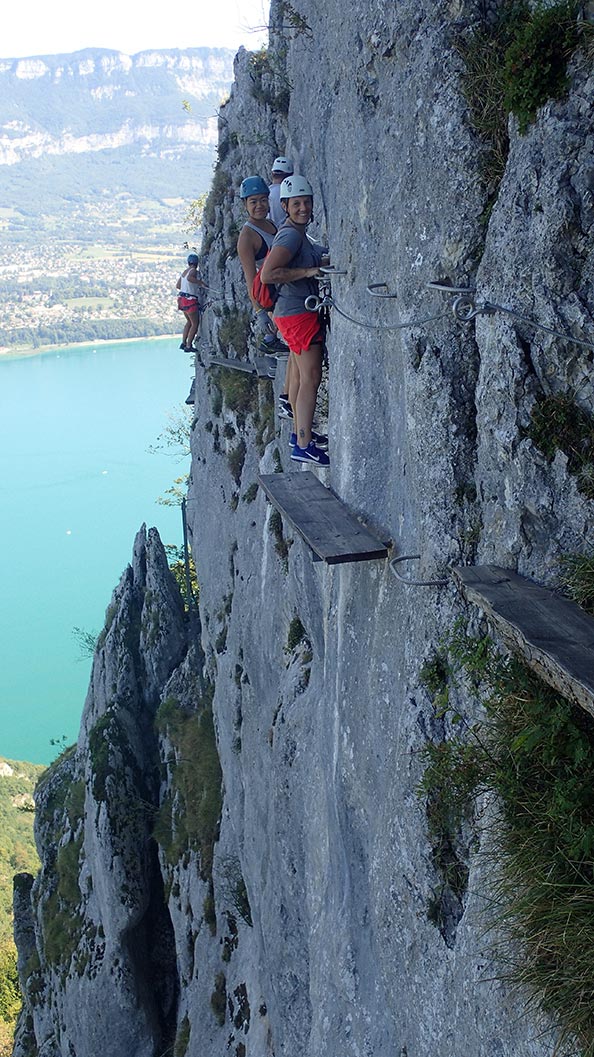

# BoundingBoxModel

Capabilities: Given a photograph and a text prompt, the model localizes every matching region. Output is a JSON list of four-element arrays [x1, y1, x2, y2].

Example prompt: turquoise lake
[[0, 337, 194, 765]]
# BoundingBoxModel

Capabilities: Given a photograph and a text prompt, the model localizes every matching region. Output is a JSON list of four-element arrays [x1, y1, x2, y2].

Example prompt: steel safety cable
[[484, 301, 594, 353], [430, 283, 594, 353], [314, 296, 445, 332]]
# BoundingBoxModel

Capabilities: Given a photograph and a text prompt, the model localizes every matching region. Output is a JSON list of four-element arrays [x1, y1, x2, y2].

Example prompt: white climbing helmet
[[280, 175, 313, 200], [272, 156, 294, 174]]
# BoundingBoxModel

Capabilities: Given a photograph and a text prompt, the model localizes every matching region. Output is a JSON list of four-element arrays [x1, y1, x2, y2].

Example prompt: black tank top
[[244, 221, 276, 261]]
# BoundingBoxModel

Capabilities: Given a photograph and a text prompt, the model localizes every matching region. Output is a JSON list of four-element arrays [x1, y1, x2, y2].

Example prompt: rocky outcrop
[[13, 1, 594, 1055], [13, 527, 191, 1057]]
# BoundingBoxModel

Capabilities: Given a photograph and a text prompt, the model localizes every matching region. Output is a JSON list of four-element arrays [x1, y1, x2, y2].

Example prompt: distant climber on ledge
[[176, 252, 207, 351], [260, 174, 329, 466]]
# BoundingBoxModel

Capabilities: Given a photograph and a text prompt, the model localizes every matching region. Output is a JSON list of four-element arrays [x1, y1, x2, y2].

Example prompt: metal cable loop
[[304, 271, 443, 330]]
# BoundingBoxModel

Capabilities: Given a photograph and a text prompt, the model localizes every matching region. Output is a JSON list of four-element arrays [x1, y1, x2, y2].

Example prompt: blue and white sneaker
[[291, 441, 330, 466], [288, 430, 328, 450]]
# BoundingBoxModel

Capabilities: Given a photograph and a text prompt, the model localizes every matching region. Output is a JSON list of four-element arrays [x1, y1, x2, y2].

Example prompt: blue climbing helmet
[[280, 175, 313, 200], [239, 175, 270, 199], [187, 253, 199, 265]]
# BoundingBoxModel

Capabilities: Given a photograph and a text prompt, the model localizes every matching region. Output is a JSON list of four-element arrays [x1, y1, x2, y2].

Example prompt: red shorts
[[274, 312, 324, 355], [178, 294, 199, 313]]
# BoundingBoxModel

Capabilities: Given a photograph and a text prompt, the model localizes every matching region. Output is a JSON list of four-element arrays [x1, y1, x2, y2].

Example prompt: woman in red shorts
[[176, 253, 206, 351], [260, 175, 329, 466]]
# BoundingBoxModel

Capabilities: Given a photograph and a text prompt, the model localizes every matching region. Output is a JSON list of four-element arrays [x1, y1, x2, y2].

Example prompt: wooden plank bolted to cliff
[[258, 471, 390, 564], [452, 565, 594, 718], [208, 356, 256, 375]]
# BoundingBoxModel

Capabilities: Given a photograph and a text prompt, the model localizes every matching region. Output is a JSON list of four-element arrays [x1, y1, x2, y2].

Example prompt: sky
[[1, 0, 269, 58]]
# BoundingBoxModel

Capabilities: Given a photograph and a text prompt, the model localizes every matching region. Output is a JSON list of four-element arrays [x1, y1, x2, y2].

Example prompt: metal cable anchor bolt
[[389, 554, 449, 588]]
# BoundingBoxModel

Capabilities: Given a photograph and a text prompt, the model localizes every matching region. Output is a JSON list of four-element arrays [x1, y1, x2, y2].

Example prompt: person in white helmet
[[260, 174, 329, 466], [268, 156, 294, 229]]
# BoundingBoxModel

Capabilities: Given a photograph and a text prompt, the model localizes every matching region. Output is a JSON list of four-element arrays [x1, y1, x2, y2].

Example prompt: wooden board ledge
[[258, 471, 390, 565], [452, 565, 594, 719]]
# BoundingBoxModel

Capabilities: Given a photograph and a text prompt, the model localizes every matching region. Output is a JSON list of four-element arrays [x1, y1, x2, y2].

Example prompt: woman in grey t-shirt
[[260, 175, 329, 466]]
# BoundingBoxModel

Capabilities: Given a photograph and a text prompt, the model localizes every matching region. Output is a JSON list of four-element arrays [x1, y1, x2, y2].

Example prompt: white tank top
[[180, 273, 202, 297]]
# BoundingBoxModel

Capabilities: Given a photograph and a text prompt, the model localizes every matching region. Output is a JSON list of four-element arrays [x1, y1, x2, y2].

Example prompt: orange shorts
[[274, 312, 324, 355]]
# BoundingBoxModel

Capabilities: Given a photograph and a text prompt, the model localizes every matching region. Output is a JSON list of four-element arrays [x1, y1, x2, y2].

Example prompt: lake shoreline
[[0, 333, 180, 361]]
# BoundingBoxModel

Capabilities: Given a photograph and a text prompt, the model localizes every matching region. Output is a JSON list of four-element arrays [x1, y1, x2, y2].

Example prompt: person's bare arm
[[237, 227, 261, 311], [186, 265, 207, 287], [260, 244, 321, 285]]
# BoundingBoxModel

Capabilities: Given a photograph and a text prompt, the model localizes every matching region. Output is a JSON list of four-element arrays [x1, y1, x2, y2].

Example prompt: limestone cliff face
[[13, 2, 594, 1056]]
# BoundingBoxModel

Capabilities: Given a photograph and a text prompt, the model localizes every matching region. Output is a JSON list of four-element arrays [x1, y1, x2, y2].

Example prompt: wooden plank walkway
[[452, 565, 594, 717], [252, 355, 276, 378], [258, 471, 390, 565], [208, 356, 256, 375]]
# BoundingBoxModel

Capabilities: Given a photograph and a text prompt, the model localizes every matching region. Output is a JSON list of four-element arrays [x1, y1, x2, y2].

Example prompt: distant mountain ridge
[[0, 47, 236, 217]]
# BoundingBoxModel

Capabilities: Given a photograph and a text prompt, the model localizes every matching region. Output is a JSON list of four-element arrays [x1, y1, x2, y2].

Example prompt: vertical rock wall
[[189, 0, 593, 1054]]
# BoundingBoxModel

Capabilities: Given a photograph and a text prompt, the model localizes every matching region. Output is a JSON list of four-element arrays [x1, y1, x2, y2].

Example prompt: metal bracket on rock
[[366, 282, 398, 299], [389, 554, 450, 588], [305, 270, 445, 330], [426, 281, 492, 322]]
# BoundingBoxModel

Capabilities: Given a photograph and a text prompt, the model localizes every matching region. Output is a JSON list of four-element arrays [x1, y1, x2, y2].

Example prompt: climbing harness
[[427, 280, 594, 353], [389, 554, 450, 588], [304, 266, 346, 313]]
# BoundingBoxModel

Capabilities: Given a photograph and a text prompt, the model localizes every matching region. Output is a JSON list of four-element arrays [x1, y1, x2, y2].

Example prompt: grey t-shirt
[[272, 224, 326, 318]]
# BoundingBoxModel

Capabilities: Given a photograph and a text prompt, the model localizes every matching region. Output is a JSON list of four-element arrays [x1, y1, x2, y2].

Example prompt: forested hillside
[[0, 759, 43, 1056]]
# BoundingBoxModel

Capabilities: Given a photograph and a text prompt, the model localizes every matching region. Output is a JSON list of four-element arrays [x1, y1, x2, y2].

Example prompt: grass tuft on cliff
[[154, 692, 223, 880], [527, 392, 594, 500], [420, 626, 594, 1056], [559, 553, 594, 614], [503, 0, 583, 134], [458, 0, 588, 192]]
